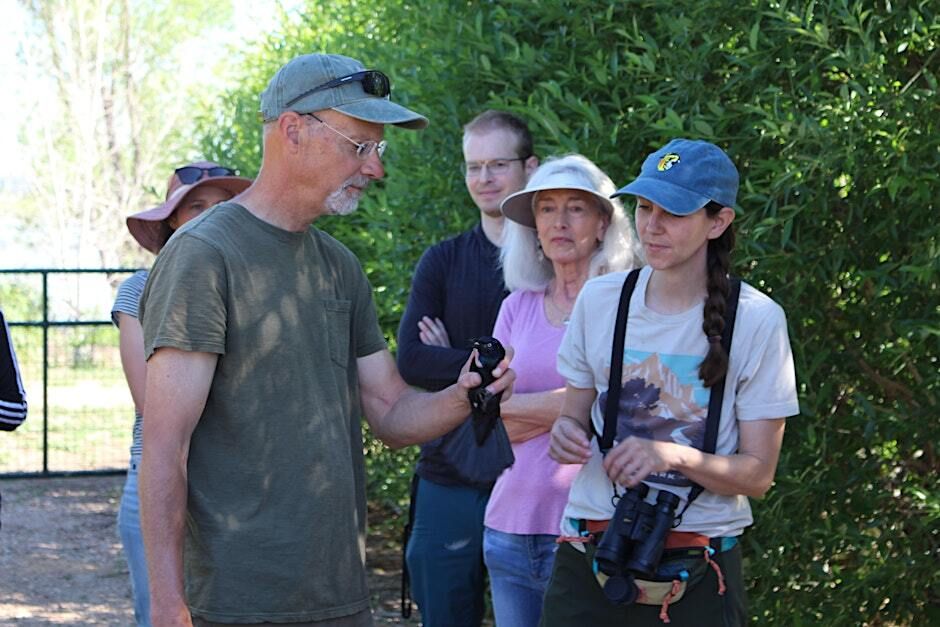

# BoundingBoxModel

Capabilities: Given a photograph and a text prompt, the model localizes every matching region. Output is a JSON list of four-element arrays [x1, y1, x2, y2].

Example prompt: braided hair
[[699, 201, 735, 387]]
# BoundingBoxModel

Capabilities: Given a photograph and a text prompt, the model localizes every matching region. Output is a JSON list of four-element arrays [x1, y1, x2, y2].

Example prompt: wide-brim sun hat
[[126, 161, 251, 254], [260, 53, 428, 130], [500, 155, 617, 228], [612, 138, 739, 216]]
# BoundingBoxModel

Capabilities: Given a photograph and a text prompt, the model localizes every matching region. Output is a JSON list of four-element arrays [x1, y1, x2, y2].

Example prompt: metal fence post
[[1, 267, 143, 477], [42, 270, 49, 474]]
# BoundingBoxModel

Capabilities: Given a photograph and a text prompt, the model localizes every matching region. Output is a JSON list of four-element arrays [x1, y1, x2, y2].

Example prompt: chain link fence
[[1, 268, 141, 477]]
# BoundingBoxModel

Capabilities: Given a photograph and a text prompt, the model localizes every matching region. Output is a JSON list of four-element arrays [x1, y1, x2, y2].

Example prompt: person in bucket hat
[[499, 153, 639, 281], [126, 162, 252, 254], [541, 139, 799, 626], [112, 161, 250, 626], [0, 305, 28, 533], [137, 54, 514, 626], [474, 154, 640, 627]]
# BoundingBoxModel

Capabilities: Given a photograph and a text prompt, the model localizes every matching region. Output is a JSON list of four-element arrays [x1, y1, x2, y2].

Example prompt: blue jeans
[[118, 458, 151, 626], [483, 527, 558, 627], [405, 477, 490, 627]]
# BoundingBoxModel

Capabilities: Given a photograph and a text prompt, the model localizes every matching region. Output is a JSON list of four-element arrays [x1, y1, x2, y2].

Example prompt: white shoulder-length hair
[[500, 154, 642, 293]]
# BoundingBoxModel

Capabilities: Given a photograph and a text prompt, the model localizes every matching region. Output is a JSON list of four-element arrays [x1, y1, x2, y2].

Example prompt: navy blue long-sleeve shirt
[[397, 223, 508, 486]]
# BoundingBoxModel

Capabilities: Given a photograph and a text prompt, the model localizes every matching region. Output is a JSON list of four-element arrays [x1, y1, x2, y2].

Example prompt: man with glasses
[[138, 55, 515, 627], [397, 110, 538, 627]]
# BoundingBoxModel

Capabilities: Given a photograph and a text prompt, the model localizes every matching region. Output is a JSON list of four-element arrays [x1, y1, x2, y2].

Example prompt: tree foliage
[[14, 0, 235, 270], [194, 1, 938, 623]]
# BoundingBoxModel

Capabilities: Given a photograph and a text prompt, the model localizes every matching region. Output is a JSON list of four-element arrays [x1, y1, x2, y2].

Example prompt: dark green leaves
[[192, 2, 939, 621]]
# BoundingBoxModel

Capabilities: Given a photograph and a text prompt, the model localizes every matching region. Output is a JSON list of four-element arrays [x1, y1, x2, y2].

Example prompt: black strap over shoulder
[[595, 269, 641, 452], [598, 270, 742, 509]]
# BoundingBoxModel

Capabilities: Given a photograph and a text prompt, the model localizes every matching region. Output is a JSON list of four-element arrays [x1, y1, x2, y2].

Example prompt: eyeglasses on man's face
[[462, 157, 528, 178], [174, 166, 236, 185], [284, 70, 392, 109], [304, 113, 387, 161]]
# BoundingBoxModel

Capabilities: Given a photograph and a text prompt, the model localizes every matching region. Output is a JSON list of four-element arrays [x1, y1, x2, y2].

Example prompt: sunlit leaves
[[192, 1, 939, 622]]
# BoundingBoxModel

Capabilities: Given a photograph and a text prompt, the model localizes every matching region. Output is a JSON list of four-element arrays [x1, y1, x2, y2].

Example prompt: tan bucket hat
[[500, 155, 618, 228], [126, 161, 251, 253]]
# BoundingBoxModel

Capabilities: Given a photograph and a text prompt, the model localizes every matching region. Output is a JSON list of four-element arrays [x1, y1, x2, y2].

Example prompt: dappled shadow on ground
[[0, 475, 130, 625], [0, 475, 425, 625]]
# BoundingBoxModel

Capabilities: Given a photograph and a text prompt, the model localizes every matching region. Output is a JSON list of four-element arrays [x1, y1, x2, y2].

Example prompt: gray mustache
[[344, 176, 371, 190]]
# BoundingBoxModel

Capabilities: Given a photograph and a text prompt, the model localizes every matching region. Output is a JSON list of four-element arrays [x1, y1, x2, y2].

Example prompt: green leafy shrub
[[193, 1, 938, 623]]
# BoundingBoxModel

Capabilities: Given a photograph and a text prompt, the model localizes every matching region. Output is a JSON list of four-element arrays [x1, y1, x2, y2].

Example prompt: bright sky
[[0, 0, 28, 181], [0, 0, 294, 184], [0, 0, 298, 267]]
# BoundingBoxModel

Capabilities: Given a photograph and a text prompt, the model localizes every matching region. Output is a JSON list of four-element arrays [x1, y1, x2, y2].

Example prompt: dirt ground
[[0, 474, 422, 625]]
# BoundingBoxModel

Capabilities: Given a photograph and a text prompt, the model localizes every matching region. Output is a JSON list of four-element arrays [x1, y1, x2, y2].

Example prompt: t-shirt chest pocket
[[323, 299, 352, 368]]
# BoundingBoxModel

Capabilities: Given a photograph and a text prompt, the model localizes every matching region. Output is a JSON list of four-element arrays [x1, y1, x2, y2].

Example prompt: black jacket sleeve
[[0, 309, 28, 431], [396, 246, 471, 391]]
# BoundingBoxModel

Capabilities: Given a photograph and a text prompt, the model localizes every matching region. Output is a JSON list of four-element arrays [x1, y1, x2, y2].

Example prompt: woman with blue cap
[[541, 139, 799, 626]]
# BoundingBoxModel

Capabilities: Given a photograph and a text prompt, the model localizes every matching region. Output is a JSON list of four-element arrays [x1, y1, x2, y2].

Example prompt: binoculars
[[594, 484, 681, 605]]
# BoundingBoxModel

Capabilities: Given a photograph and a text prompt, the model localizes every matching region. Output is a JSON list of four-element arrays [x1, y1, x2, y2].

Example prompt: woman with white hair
[[482, 154, 641, 626]]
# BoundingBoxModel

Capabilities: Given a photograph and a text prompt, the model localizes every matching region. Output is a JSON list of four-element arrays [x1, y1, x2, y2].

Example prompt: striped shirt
[[111, 270, 149, 459], [0, 307, 27, 431]]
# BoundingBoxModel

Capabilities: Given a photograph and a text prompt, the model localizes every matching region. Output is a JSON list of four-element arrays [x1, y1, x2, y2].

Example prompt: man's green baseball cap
[[260, 53, 428, 130]]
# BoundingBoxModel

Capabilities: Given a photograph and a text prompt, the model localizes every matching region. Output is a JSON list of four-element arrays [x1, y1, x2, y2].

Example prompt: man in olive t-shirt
[[138, 53, 515, 627]]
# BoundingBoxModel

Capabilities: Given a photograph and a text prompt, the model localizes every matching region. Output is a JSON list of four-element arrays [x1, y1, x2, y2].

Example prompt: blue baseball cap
[[612, 139, 739, 215]]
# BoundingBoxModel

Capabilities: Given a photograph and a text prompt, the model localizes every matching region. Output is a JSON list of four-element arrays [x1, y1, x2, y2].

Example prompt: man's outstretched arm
[[359, 348, 514, 449]]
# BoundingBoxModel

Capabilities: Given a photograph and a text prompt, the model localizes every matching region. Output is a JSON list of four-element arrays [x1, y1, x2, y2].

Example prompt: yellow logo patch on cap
[[657, 153, 680, 171]]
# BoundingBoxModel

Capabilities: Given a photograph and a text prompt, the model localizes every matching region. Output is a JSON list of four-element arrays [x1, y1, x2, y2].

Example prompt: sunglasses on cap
[[284, 70, 391, 109], [174, 166, 237, 185]]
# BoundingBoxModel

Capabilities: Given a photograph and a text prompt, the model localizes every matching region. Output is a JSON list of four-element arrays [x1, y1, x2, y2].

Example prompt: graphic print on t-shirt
[[599, 349, 707, 487]]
